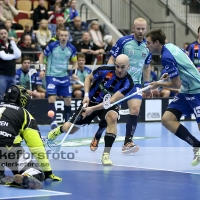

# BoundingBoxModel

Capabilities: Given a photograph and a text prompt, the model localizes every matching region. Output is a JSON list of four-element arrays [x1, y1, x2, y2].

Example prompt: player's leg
[[1, 146, 44, 189], [101, 106, 119, 165], [58, 83, 72, 123], [162, 93, 200, 166], [90, 122, 106, 152], [46, 76, 58, 129], [122, 97, 141, 154]]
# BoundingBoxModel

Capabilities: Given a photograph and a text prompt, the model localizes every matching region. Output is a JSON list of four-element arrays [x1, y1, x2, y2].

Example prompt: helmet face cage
[[17, 85, 31, 109], [4, 85, 31, 108]]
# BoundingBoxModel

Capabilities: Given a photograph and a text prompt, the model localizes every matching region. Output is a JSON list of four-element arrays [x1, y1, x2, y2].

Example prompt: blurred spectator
[[18, 35, 39, 63], [35, 70, 46, 98], [16, 56, 42, 98], [72, 53, 91, 98], [48, 24, 65, 44], [74, 31, 105, 64], [63, 0, 78, 23], [183, 42, 190, 50], [0, 29, 21, 100], [48, 16, 72, 42], [48, 3, 64, 24], [49, 0, 69, 11], [103, 35, 113, 64], [19, 24, 36, 45], [33, 0, 48, 30], [187, 26, 200, 71], [0, 0, 23, 30], [68, 16, 87, 45], [36, 19, 52, 49], [89, 20, 104, 48], [4, 19, 17, 43]]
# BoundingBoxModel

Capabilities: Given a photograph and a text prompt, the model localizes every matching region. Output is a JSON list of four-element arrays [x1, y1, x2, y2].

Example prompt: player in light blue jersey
[[146, 29, 200, 166], [39, 29, 78, 129], [90, 18, 152, 154]]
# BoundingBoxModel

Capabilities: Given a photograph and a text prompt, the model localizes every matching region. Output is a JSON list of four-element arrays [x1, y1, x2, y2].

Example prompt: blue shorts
[[126, 84, 143, 101], [168, 93, 200, 123], [46, 76, 72, 97]]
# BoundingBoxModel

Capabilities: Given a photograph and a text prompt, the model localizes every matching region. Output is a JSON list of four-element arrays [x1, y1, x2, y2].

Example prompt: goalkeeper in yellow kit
[[0, 85, 61, 189]]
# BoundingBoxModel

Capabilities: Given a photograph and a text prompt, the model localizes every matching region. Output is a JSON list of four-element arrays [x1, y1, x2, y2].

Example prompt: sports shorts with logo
[[168, 93, 200, 123], [46, 76, 72, 97]]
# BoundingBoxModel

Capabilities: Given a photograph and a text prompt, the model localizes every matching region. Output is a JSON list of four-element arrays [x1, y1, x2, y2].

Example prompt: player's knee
[[74, 90, 82, 98], [106, 112, 118, 124], [161, 115, 169, 127], [129, 107, 140, 115]]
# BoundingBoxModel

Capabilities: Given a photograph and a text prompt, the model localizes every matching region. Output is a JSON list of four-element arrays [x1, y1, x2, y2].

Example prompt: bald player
[[47, 54, 135, 165]]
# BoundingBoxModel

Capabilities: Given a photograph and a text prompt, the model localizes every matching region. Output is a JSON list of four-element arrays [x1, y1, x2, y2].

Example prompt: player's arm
[[107, 55, 115, 64], [21, 110, 61, 180]]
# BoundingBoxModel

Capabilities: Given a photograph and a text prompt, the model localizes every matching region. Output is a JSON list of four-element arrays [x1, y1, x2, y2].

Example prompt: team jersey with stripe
[[0, 103, 51, 172], [89, 66, 134, 104], [187, 41, 200, 67], [110, 35, 152, 84], [161, 43, 200, 94], [44, 40, 77, 77]]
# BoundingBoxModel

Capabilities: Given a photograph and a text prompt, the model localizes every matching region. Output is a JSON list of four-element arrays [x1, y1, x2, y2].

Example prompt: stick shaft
[[110, 85, 151, 107]]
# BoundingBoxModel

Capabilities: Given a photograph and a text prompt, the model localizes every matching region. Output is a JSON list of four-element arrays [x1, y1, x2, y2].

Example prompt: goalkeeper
[[0, 85, 62, 189]]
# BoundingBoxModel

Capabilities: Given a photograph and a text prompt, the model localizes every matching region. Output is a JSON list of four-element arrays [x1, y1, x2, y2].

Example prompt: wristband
[[144, 81, 150, 87], [84, 93, 89, 97], [39, 64, 45, 71]]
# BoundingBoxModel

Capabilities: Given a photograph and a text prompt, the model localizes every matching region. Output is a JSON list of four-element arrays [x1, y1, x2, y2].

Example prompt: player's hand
[[143, 89, 153, 98], [82, 107, 93, 119], [149, 81, 161, 90], [72, 74, 78, 81], [44, 171, 62, 181], [82, 96, 90, 106], [160, 73, 169, 81]]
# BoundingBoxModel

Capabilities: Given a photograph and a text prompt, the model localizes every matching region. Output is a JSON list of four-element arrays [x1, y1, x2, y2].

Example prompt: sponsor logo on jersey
[[0, 131, 11, 137], [106, 72, 113, 79], [186, 96, 195, 100], [0, 121, 8, 126]]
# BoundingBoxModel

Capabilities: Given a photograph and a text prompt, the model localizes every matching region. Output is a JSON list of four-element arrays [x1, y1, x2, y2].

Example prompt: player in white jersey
[[146, 29, 200, 166], [90, 18, 152, 154]]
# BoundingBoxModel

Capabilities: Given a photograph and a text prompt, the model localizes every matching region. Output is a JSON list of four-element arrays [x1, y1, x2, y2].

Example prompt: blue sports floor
[[1, 121, 200, 200]]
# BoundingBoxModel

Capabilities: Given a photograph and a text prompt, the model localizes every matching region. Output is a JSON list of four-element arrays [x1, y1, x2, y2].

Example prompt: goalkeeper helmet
[[4, 85, 31, 109]]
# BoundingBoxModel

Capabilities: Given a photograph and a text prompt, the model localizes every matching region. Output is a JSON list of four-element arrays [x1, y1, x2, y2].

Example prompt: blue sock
[[64, 105, 71, 122], [48, 103, 56, 122], [95, 126, 106, 140], [125, 115, 138, 145]]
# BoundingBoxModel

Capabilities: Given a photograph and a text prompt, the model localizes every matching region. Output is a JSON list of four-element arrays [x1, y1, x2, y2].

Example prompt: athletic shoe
[[191, 147, 200, 166], [48, 125, 62, 140], [90, 137, 100, 151], [122, 141, 140, 154], [51, 121, 58, 130], [101, 152, 112, 165]]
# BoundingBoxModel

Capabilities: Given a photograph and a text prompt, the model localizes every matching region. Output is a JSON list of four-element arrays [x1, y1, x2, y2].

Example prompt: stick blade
[[47, 139, 61, 152], [103, 94, 112, 109]]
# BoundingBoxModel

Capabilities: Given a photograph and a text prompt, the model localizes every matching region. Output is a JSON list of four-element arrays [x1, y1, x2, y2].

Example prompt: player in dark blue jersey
[[146, 29, 200, 166], [187, 26, 200, 71], [90, 18, 151, 154], [48, 54, 134, 165]]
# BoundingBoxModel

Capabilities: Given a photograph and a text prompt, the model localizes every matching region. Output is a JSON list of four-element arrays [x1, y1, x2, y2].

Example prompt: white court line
[[0, 186, 71, 200], [51, 158, 200, 175]]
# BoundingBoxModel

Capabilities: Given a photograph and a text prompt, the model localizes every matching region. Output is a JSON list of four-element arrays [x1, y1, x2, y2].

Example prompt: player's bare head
[[115, 54, 130, 78], [146, 29, 166, 54], [146, 29, 166, 45], [132, 18, 148, 41]]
